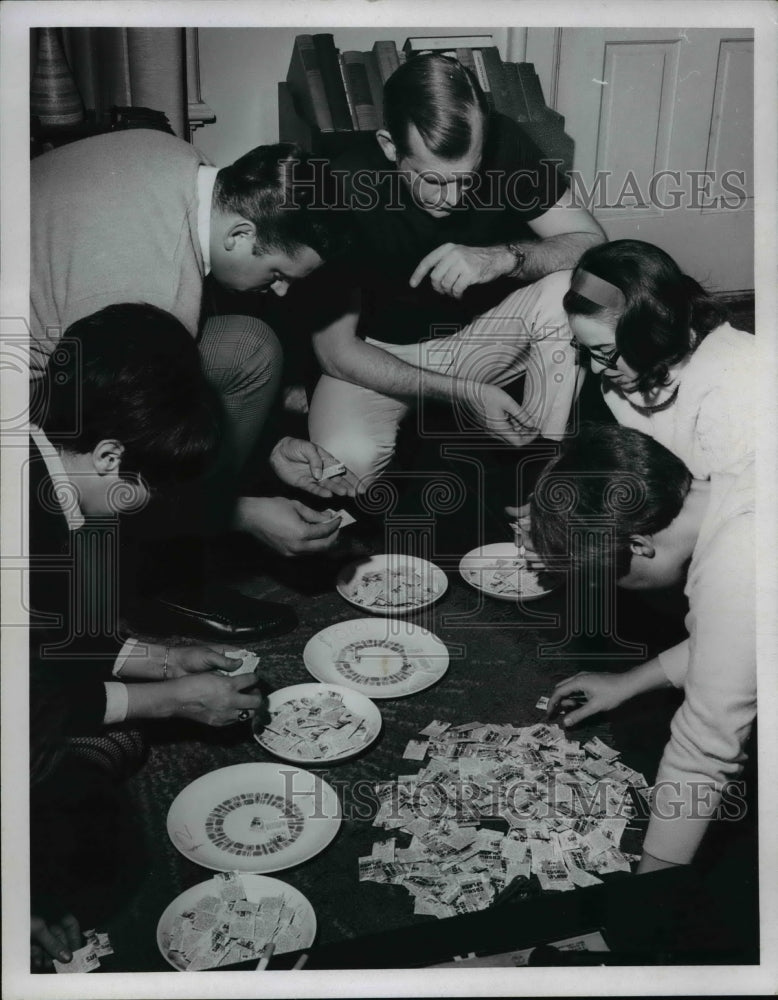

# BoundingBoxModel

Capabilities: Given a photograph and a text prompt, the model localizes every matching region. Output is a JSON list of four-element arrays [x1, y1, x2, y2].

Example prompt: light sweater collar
[[197, 166, 219, 275], [29, 424, 85, 530]]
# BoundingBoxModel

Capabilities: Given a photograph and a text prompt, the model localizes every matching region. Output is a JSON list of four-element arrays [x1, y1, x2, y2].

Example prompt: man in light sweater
[[31, 128, 355, 561], [532, 424, 755, 871]]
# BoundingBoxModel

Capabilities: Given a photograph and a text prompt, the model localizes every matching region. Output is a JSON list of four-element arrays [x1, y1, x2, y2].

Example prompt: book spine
[[338, 56, 358, 128], [477, 47, 518, 119], [286, 34, 333, 132], [363, 50, 384, 127], [455, 47, 478, 77], [470, 49, 495, 113], [373, 40, 400, 82], [502, 62, 529, 122], [312, 34, 353, 132], [403, 35, 493, 53], [340, 52, 379, 131], [515, 63, 550, 121], [277, 81, 312, 150]]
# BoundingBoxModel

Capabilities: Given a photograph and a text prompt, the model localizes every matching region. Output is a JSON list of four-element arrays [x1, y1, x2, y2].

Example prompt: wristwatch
[[506, 241, 527, 277]]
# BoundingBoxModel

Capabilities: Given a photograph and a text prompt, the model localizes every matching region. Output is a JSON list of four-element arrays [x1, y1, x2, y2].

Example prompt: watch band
[[507, 242, 527, 277]]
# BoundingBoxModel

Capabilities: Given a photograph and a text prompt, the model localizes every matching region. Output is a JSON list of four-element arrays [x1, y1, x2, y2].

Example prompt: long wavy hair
[[563, 240, 728, 395]]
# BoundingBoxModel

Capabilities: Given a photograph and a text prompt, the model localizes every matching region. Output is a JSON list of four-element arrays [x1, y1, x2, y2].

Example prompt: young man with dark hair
[[29, 304, 266, 734], [529, 424, 755, 872], [307, 53, 605, 482], [31, 131, 354, 572], [27, 305, 277, 972]]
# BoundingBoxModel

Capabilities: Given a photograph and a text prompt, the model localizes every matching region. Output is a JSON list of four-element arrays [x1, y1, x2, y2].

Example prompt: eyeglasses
[[572, 340, 621, 371]]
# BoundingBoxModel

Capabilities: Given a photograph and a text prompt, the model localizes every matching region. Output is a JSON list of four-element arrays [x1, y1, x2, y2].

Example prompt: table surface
[[103, 539, 647, 973]]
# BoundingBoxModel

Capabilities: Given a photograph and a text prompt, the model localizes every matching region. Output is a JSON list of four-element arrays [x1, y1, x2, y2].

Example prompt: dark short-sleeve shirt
[[318, 114, 567, 346]]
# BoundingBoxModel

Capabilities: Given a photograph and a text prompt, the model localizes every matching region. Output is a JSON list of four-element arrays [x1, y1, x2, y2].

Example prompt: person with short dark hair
[[307, 53, 605, 481], [29, 304, 266, 734], [31, 130, 355, 562], [531, 424, 755, 872], [33, 303, 221, 492], [563, 239, 754, 479]]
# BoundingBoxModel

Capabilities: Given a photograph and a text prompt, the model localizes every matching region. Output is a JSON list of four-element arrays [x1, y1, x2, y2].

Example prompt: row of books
[[287, 35, 407, 133], [403, 35, 562, 127], [287, 34, 561, 134]]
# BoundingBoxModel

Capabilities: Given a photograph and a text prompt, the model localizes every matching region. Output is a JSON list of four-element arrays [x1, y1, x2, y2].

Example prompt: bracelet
[[506, 241, 527, 278], [162, 646, 169, 681]]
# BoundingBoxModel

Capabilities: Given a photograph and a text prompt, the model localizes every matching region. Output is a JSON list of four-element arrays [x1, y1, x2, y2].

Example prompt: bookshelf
[[278, 35, 574, 173]]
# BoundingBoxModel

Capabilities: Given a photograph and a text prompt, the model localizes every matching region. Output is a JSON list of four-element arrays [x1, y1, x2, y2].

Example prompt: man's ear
[[629, 534, 656, 559], [91, 439, 124, 476], [223, 218, 256, 252], [376, 129, 398, 164]]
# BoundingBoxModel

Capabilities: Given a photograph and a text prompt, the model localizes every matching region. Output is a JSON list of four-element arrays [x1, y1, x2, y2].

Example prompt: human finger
[[289, 499, 339, 524], [489, 418, 533, 448], [547, 675, 589, 714], [227, 677, 265, 704], [450, 271, 471, 299], [558, 699, 600, 727], [409, 243, 453, 288], [297, 440, 325, 480], [505, 502, 532, 520], [58, 914, 81, 953], [31, 919, 72, 963], [431, 257, 466, 297], [301, 481, 336, 499]]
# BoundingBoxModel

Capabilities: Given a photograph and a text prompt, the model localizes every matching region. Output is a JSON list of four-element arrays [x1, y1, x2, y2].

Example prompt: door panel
[[551, 28, 753, 292]]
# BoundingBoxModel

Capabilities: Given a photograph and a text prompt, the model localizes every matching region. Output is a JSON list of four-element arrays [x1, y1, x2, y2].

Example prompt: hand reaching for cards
[[504, 502, 546, 569], [270, 436, 362, 498], [460, 383, 539, 448], [236, 496, 342, 556], [31, 913, 81, 972], [117, 642, 249, 680], [546, 671, 633, 727], [166, 644, 250, 678]]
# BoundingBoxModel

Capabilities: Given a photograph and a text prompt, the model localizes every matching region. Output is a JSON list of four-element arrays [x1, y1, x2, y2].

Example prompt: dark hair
[[383, 53, 488, 159], [563, 240, 729, 394], [529, 423, 693, 580], [213, 142, 350, 261], [31, 304, 222, 488]]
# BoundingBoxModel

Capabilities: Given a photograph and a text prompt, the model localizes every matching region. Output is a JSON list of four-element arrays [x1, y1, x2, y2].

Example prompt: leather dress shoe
[[129, 584, 298, 642]]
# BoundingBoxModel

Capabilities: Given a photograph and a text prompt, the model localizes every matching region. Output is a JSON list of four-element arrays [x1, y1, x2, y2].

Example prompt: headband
[[569, 270, 626, 312]]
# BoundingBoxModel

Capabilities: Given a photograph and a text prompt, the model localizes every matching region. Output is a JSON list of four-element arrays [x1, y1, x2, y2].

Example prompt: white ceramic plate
[[166, 762, 341, 873], [253, 683, 382, 765], [157, 873, 316, 971], [336, 553, 448, 615], [459, 542, 557, 601], [303, 618, 449, 698]]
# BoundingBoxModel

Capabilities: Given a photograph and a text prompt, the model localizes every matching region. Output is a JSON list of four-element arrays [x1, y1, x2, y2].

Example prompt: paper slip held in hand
[[535, 696, 550, 711], [54, 944, 101, 974], [219, 649, 259, 676], [320, 462, 346, 480], [84, 928, 114, 957], [325, 508, 356, 527]]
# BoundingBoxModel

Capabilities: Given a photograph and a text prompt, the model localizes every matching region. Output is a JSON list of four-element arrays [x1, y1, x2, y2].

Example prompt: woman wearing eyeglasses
[[563, 239, 754, 479]]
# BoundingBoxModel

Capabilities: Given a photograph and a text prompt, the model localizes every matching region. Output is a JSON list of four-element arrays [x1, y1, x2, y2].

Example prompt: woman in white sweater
[[563, 239, 754, 479], [533, 425, 755, 872]]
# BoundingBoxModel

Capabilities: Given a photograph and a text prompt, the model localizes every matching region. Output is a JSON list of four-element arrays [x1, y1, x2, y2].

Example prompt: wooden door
[[532, 27, 754, 293]]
